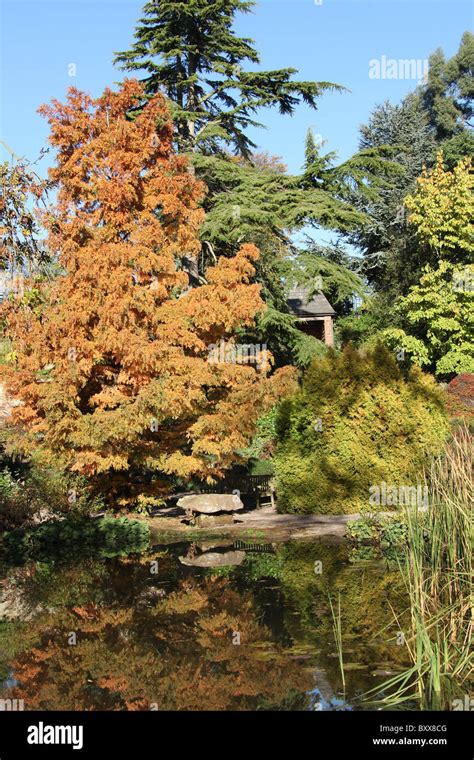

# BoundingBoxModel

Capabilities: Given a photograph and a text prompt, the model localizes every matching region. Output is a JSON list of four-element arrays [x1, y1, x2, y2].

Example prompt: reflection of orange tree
[[7, 575, 311, 710]]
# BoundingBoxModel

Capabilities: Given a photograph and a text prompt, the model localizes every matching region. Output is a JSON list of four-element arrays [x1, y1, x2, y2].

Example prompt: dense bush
[[0, 450, 103, 531], [335, 312, 380, 349], [274, 345, 449, 514]]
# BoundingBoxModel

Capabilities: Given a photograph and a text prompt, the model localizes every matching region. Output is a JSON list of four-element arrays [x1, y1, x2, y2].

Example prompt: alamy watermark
[[208, 340, 268, 370], [452, 695, 474, 711], [0, 698, 24, 711], [27, 722, 83, 751], [453, 267, 474, 293], [369, 56, 428, 82], [369, 482, 429, 508]]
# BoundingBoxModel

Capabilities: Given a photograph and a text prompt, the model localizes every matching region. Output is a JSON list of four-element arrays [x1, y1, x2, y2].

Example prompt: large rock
[[177, 493, 244, 514], [196, 514, 235, 528], [179, 550, 245, 568]]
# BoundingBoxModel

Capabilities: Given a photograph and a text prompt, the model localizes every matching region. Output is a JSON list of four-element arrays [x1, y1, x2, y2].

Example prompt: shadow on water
[[0, 520, 411, 711]]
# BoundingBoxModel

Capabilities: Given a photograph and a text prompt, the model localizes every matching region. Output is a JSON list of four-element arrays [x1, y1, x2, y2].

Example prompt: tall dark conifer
[[114, 0, 391, 366], [114, 0, 340, 156]]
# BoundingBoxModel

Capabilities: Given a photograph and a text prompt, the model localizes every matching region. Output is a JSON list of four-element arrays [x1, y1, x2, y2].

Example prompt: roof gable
[[286, 286, 336, 317]]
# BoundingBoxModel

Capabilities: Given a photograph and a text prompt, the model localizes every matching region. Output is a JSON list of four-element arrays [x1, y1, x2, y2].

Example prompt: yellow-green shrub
[[275, 345, 449, 514]]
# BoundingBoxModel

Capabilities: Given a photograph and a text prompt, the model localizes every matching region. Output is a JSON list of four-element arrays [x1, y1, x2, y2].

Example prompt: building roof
[[286, 286, 336, 318]]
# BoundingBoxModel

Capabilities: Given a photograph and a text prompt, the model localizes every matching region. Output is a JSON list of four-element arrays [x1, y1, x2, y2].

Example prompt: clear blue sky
[[0, 0, 472, 176]]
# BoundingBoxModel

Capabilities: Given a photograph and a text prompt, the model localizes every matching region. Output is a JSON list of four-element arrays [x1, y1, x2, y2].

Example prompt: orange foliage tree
[[1, 80, 295, 489]]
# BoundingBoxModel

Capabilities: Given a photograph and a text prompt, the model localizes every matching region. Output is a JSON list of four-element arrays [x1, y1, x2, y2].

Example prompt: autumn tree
[[404, 152, 473, 264], [380, 156, 474, 379], [5, 569, 311, 711], [0, 80, 294, 492]]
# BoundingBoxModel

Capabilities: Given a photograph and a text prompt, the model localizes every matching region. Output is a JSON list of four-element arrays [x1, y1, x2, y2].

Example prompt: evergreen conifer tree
[[114, 0, 341, 156]]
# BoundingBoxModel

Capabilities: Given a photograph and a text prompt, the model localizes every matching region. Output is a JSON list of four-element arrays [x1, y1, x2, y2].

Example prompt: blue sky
[[0, 0, 472, 176]]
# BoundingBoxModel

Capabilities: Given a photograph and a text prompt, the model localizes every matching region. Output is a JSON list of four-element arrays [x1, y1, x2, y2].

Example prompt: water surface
[[0, 537, 410, 711]]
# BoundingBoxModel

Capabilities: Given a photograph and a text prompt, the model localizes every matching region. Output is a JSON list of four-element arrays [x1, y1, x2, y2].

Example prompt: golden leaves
[[3, 81, 293, 485]]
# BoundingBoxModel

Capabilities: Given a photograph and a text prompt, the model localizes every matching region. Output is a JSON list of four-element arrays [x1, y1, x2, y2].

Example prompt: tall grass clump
[[370, 426, 473, 710]]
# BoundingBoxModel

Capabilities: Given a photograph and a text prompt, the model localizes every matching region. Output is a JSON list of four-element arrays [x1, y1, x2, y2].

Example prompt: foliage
[[350, 30, 473, 302], [192, 149, 369, 366], [335, 311, 381, 348], [195, 150, 367, 254], [244, 301, 327, 370], [404, 153, 473, 263], [114, 0, 399, 367], [422, 31, 474, 145], [114, 0, 342, 157], [235, 550, 283, 582], [0, 564, 311, 710], [346, 516, 380, 544], [0, 538, 413, 711], [0, 159, 50, 272], [445, 373, 474, 423], [0, 517, 150, 565], [0, 81, 296, 492], [0, 450, 102, 531], [241, 405, 279, 462], [347, 514, 409, 550], [440, 130, 474, 170], [382, 261, 474, 379], [276, 541, 409, 687], [280, 243, 365, 315], [274, 345, 449, 514], [348, 93, 437, 296], [367, 427, 473, 709]]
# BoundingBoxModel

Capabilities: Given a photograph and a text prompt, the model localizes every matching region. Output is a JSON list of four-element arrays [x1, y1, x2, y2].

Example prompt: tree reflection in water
[[0, 541, 409, 710]]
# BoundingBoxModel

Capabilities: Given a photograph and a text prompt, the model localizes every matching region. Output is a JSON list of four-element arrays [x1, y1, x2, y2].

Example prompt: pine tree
[[114, 0, 397, 367], [304, 128, 318, 168], [0, 81, 295, 490], [422, 32, 474, 143], [302, 128, 336, 187], [349, 93, 437, 296], [349, 32, 473, 304], [114, 0, 342, 157]]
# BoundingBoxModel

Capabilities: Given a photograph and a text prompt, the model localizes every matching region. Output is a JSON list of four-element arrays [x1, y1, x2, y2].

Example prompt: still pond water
[[0, 534, 411, 711]]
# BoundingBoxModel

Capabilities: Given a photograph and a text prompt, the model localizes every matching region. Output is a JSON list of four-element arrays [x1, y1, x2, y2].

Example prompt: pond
[[0, 532, 412, 711]]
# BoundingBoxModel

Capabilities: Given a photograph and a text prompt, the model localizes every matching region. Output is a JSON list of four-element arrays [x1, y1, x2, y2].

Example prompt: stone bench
[[177, 493, 244, 526]]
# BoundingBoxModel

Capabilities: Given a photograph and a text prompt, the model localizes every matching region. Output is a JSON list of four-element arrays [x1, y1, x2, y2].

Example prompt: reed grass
[[329, 591, 346, 696], [366, 425, 473, 710]]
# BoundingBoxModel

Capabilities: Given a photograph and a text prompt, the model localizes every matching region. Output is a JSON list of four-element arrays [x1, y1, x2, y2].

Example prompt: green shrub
[[241, 406, 279, 463], [346, 516, 380, 544], [335, 312, 379, 348], [274, 344, 449, 514], [347, 514, 409, 551], [0, 453, 103, 531]]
